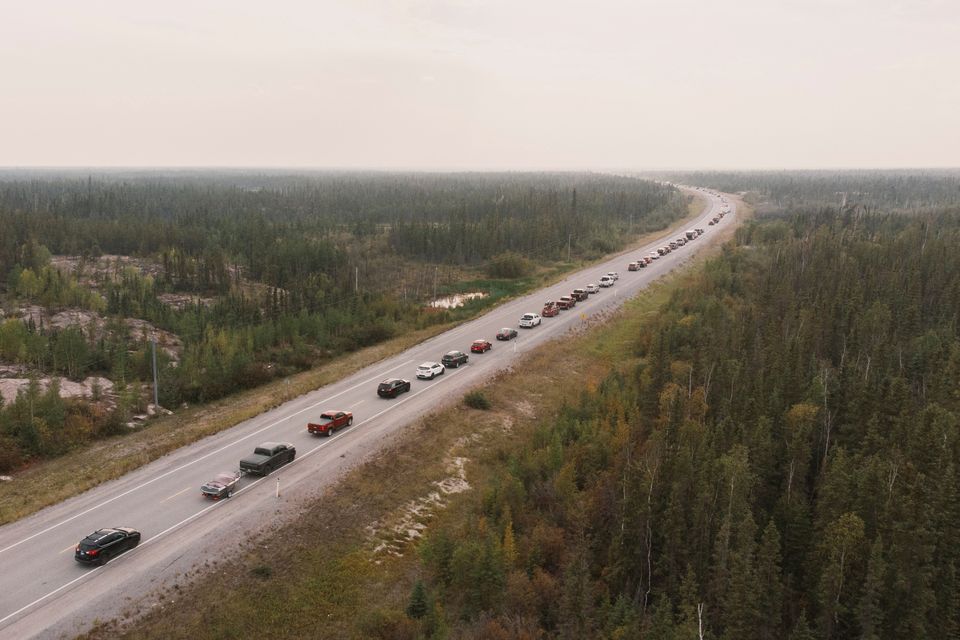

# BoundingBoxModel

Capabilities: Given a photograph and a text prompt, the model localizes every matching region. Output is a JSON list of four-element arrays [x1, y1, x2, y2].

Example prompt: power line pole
[[151, 336, 159, 408], [567, 233, 572, 262]]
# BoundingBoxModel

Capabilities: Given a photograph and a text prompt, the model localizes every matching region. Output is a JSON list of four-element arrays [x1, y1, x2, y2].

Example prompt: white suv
[[606, 271, 619, 281], [519, 313, 542, 328], [599, 276, 614, 287], [416, 362, 444, 379], [585, 283, 599, 294]]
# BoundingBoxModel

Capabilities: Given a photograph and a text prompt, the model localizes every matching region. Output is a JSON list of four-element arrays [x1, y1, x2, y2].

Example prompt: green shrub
[[486, 252, 532, 279], [464, 390, 491, 410]]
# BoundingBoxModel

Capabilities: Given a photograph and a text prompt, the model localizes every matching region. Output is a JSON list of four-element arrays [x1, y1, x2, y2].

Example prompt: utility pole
[[151, 337, 159, 408], [433, 265, 439, 300], [355, 266, 359, 293], [567, 233, 572, 262]]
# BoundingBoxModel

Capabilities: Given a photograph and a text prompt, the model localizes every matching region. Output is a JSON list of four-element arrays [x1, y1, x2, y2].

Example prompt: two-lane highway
[[0, 187, 736, 639]]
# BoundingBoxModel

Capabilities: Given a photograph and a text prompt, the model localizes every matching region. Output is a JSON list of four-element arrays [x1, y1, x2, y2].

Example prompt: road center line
[[0, 358, 414, 556], [161, 487, 192, 503]]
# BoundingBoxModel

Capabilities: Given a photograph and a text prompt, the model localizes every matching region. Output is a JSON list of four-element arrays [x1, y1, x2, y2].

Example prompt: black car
[[496, 327, 518, 341], [378, 378, 411, 398], [75, 527, 141, 565], [441, 350, 469, 368]]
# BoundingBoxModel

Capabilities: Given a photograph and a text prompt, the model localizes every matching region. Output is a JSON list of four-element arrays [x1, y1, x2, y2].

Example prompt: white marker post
[[276, 477, 280, 499]]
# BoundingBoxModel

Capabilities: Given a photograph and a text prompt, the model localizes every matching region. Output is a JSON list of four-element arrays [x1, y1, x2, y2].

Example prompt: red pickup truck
[[542, 301, 560, 317], [308, 410, 353, 436]]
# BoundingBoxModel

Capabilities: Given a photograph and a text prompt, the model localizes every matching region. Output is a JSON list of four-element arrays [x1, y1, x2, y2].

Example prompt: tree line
[[0, 171, 684, 471], [406, 203, 960, 639]]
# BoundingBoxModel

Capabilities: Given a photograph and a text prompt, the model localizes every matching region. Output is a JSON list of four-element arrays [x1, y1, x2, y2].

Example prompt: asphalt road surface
[[0, 187, 736, 639]]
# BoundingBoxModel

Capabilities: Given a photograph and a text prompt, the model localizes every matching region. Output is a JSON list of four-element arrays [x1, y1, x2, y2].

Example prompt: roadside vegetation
[[84, 171, 960, 640], [0, 171, 688, 473], [77, 198, 741, 640]]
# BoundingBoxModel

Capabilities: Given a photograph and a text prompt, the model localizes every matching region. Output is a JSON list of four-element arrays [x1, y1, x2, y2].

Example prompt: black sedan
[[377, 378, 411, 398], [496, 327, 518, 341], [75, 527, 141, 565]]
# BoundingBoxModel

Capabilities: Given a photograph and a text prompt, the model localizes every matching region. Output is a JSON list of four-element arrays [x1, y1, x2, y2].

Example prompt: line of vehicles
[[73, 202, 730, 568]]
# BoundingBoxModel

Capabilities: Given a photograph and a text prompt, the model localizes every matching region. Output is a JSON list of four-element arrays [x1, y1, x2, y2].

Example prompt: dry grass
[[78, 191, 741, 640]]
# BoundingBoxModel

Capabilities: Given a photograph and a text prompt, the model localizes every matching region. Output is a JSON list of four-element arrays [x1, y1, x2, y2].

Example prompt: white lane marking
[[0, 368, 473, 626], [161, 487, 192, 503], [0, 358, 415, 556], [0, 569, 102, 627], [2, 195, 724, 555], [0, 195, 730, 628], [59, 544, 75, 554]]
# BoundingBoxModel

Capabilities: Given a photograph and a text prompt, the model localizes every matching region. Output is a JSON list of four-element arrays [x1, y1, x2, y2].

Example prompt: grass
[[79, 192, 746, 640], [0, 190, 713, 527]]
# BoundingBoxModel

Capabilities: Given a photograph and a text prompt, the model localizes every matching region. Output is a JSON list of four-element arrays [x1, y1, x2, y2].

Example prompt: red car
[[557, 295, 576, 310], [308, 410, 354, 436], [471, 339, 493, 353], [542, 301, 560, 317]]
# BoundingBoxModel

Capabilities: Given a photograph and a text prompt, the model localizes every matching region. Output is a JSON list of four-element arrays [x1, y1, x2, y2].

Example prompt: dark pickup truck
[[239, 442, 296, 476]]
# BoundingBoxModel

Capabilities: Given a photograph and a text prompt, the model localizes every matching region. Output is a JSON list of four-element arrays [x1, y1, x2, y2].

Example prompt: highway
[[0, 188, 735, 639]]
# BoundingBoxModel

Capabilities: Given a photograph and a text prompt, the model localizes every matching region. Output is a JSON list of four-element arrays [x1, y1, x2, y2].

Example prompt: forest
[[0, 171, 685, 470], [405, 176, 960, 639]]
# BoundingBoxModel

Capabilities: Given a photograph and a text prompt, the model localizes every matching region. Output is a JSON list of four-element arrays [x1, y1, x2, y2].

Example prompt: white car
[[416, 362, 445, 380], [519, 313, 542, 328], [606, 271, 619, 281], [599, 276, 614, 287], [585, 283, 599, 294], [648, 252, 660, 261]]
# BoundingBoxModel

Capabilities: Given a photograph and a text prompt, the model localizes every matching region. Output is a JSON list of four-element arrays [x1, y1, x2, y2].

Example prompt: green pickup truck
[[239, 442, 296, 476]]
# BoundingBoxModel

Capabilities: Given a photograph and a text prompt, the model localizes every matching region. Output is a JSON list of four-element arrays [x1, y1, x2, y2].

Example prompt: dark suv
[[441, 350, 469, 368], [75, 527, 141, 565], [377, 378, 411, 398]]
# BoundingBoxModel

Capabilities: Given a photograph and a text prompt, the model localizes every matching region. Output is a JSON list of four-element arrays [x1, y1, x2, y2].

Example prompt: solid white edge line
[[0, 193, 731, 626], [0, 366, 472, 628], [0, 358, 415, 556]]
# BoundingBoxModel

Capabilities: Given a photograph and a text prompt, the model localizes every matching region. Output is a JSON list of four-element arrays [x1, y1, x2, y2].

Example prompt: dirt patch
[[6, 307, 182, 360], [368, 454, 472, 558], [50, 254, 165, 288], [0, 375, 114, 406]]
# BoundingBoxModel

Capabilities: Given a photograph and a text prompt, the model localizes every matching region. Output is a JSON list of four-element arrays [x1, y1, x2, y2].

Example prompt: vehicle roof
[[418, 361, 440, 367], [444, 350, 463, 355], [320, 410, 348, 416], [472, 339, 488, 343], [85, 528, 118, 541], [257, 441, 290, 449], [498, 327, 514, 331], [381, 378, 403, 384]]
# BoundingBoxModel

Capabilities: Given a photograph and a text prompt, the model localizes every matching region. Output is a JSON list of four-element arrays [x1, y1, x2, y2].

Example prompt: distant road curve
[[0, 186, 736, 640]]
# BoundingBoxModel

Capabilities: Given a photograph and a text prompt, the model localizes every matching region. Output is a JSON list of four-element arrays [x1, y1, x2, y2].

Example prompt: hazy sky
[[2, 0, 958, 169]]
